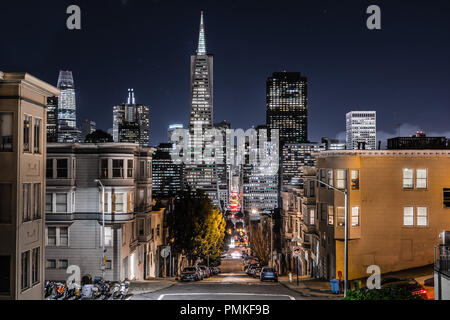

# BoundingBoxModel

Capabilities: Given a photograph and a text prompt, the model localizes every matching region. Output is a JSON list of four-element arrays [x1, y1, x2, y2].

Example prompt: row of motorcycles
[[44, 275, 130, 300]]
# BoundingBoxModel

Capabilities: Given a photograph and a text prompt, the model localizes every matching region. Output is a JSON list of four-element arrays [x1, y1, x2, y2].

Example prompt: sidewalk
[[278, 275, 343, 300], [129, 277, 177, 295]]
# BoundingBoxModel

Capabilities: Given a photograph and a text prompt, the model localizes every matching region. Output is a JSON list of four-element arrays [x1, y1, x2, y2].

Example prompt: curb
[[129, 282, 177, 296], [278, 281, 342, 299]]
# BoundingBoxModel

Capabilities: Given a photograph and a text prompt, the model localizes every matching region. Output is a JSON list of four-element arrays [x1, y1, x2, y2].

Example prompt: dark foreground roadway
[[131, 259, 308, 300]]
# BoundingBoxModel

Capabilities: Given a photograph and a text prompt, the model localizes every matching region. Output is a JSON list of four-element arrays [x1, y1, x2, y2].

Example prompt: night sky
[[1, 0, 450, 146]]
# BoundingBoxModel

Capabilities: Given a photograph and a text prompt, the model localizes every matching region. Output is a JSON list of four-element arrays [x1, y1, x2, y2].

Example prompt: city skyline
[[1, 1, 450, 146]]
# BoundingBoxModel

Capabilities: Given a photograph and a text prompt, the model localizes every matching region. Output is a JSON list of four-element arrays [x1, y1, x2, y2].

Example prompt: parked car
[[198, 266, 211, 278], [260, 267, 278, 282], [380, 277, 405, 286], [180, 266, 201, 282], [253, 267, 262, 278], [381, 278, 428, 299]]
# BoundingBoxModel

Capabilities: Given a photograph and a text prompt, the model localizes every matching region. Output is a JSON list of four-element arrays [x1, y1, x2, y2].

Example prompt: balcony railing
[[435, 245, 450, 278]]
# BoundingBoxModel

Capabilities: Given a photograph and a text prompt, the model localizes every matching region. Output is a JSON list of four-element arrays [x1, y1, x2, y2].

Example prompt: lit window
[[417, 207, 428, 226], [336, 170, 346, 189], [23, 115, 31, 152], [403, 207, 414, 226], [337, 207, 345, 226], [351, 207, 360, 226], [328, 206, 334, 225], [351, 170, 359, 190], [416, 169, 427, 189], [309, 209, 315, 225], [403, 169, 414, 189], [112, 193, 124, 213]]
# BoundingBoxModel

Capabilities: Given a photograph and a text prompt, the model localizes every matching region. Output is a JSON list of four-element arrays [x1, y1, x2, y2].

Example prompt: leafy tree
[[168, 189, 226, 265], [84, 129, 113, 143], [249, 220, 271, 265]]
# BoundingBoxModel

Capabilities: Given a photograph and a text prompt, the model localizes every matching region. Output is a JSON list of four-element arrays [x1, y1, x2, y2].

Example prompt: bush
[[343, 285, 423, 300]]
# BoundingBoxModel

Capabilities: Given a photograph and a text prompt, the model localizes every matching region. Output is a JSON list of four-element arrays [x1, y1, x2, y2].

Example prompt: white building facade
[[345, 111, 376, 150]]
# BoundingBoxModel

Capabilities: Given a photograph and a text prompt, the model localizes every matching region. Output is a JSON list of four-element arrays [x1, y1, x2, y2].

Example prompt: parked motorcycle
[[65, 283, 81, 300], [54, 282, 67, 300], [44, 281, 56, 299]]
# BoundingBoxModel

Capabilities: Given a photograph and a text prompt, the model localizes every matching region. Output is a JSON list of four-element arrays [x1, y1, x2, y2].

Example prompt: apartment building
[[315, 150, 450, 280], [0, 72, 59, 300], [45, 143, 155, 282], [279, 168, 325, 279]]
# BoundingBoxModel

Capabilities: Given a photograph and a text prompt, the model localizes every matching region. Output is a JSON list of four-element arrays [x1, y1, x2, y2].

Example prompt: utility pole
[[304, 174, 349, 298], [270, 216, 273, 269], [95, 179, 105, 279]]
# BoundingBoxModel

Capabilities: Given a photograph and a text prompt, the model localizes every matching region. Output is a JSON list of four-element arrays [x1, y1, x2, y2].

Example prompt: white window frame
[[336, 169, 346, 190], [403, 207, 414, 226], [351, 206, 360, 227], [403, 168, 414, 189], [416, 207, 428, 227], [416, 169, 427, 189]]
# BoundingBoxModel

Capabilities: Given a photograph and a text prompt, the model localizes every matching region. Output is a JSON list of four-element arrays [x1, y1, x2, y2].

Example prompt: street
[[131, 258, 308, 300]]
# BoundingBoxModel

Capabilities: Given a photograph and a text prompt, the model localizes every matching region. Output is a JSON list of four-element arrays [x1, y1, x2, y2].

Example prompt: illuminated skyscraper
[[113, 89, 150, 145], [266, 72, 307, 144], [57, 71, 79, 142], [184, 11, 219, 206], [46, 96, 58, 143], [346, 111, 376, 150]]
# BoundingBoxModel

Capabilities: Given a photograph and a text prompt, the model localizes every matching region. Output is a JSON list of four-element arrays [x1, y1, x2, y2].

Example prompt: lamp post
[[304, 175, 349, 297], [95, 179, 105, 279]]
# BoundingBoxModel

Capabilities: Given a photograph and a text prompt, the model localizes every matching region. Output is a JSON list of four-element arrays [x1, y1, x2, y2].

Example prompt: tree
[[168, 189, 226, 265], [85, 129, 113, 143], [249, 219, 271, 265]]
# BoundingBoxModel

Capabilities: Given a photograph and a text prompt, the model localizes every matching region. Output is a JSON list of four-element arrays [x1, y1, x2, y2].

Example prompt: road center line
[[157, 292, 295, 300]]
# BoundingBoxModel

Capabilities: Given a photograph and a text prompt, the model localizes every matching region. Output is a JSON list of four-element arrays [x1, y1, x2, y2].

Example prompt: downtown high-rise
[[266, 72, 307, 144], [346, 111, 376, 150], [57, 71, 79, 142], [113, 89, 150, 146], [184, 11, 219, 206]]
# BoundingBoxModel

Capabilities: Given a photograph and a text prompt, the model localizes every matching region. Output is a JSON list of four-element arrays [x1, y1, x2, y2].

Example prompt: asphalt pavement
[[131, 259, 314, 300]]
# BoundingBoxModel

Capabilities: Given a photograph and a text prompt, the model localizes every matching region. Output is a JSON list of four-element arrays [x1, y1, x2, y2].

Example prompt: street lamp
[[304, 174, 349, 298], [94, 179, 106, 279]]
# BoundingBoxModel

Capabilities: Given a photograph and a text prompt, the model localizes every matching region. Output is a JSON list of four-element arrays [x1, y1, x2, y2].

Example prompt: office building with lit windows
[[46, 96, 58, 143], [184, 11, 219, 206], [56, 71, 79, 143], [345, 111, 376, 150], [113, 89, 150, 146], [152, 143, 183, 198], [45, 143, 156, 282], [280, 142, 325, 187], [266, 72, 307, 144], [0, 72, 59, 300]]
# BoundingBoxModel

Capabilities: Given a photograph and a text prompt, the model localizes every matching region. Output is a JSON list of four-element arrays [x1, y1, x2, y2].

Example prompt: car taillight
[[412, 289, 427, 295]]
